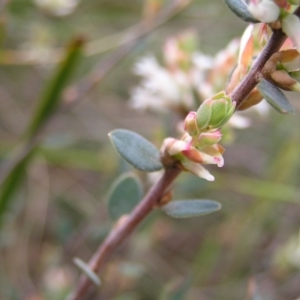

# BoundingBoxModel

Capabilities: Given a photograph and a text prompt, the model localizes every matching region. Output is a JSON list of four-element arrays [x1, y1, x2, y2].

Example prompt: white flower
[[228, 114, 251, 129], [192, 52, 214, 71], [181, 160, 215, 181], [282, 14, 300, 53], [247, 0, 280, 23], [130, 56, 195, 112], [161, 136, 224, 181], [34, 0, 79, 16]]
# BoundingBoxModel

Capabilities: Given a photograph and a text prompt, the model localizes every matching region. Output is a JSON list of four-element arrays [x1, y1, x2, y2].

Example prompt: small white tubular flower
[[130, 87, 167, 112], [191, 52, 214, 90], [192, 52, 214, 71], [161, 135, 224, 181], [181, 160, 215, 181], [130, 56, 184, 111], [168, 140, 189, 155], [228, 114, 251, 129], [133, 56, 161, 77], [201, 145, 225, 167], [282, 14, 300, 53], [214, 38, 240, 69], [247, 0, 280, 23], [34, 0, 79, 16]]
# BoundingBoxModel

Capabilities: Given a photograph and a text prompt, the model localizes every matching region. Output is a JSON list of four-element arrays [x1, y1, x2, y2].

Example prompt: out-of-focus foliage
[[1, 1, 300, 300]]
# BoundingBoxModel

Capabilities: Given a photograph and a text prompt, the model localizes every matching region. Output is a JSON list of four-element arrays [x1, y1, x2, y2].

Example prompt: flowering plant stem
[[67, 7, 300, 300], [232, 6, 300, 109], [67, 166, 182, 300]]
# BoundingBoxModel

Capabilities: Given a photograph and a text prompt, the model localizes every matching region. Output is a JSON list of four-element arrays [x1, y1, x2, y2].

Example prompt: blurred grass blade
[[0, 146, 36, 221], [0, 37, 84, 224], [26, 36, 85, 138]]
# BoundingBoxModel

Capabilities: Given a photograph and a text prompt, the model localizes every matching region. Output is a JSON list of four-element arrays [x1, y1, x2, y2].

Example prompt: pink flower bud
[[184, 111, 199, 136], [168, 140, 189, 156], [198, 130, 222, 147]]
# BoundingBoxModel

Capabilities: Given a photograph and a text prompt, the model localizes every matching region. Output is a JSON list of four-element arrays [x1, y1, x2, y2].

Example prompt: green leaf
[[26, 37, 85, 138], [107, 173, 143, 220], [223, 0, 259, 23], [0, 146, 36, 223], [257, 78, 294, 114], [162, 200, 221, 218], [108, 129, 163, 172]]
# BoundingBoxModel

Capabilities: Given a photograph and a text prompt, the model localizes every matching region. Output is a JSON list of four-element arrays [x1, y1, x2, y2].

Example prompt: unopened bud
[[270, 70, 300, 92], [196, 99, 212, 130], [237, 88, 263, 111], [196, 92, 235, 130], [184, 111, 199, 136], [198, 131, 222, 147]]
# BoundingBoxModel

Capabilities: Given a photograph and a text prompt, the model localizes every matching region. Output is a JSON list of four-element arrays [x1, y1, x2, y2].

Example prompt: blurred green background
[[1, 0, 300, 299]]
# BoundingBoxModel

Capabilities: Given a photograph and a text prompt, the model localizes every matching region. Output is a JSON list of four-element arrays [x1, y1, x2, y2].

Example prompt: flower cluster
[[130, 4, 300, 180], [130, 31, 214, 114], [246, 0, 300, 52], [130, 31, 262, 128], [226, 21, 300, 110], [161, 92, 235, 181]]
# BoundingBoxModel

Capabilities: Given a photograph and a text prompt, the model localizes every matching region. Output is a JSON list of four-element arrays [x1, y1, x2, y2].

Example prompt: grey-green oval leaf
[[223, 0, 259, 23], [162, 200, 221, 219], [257, 78, 294, 114], [107, 173, 143, 220], [73, 257, 101, 286], [109, 129, 163, 172]]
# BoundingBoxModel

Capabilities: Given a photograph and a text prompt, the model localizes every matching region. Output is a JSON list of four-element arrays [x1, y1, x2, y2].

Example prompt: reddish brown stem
[[67, 166, 181, 300]]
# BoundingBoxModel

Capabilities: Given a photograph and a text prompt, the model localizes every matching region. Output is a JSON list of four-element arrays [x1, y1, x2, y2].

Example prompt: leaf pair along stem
[[67, 7, 300, 300], [67, 166, 182, 300]]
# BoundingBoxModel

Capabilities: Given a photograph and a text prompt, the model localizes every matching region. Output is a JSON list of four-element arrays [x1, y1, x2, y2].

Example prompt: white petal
[[133, 56, 161, 76], [248, 0, 280, 23], [228, 114, 251, 129], [282, 14, 300, 53], [169, 140, 189, 155], [182, 160, 215, 181]]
